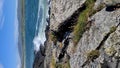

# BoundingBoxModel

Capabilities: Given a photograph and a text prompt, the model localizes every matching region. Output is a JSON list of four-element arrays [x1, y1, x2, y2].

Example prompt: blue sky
[[0, 0, 20, 68]]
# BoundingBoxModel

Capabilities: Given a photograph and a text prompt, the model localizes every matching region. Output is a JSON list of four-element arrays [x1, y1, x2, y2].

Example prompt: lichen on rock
[[87, 50, 100, 61], [105, 46, 117, 56]]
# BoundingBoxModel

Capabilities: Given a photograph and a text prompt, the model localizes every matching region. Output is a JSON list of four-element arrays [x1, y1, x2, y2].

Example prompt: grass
[[56, 61, 70, 68], [73, 0, 96, 44], [50, 56, 56, 68], [110, 26, 117, 33], [58, 42, 63, 48], [87, 50, 100, 60], [50, 56, 70, 68], [49, 31, 57, 43], [72, 0, 108, 45]]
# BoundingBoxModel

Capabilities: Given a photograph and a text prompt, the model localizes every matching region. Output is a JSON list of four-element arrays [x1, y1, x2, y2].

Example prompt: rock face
[[70, 8, 120, 68], [50, 0, 86, 30], [35, 0, 120, 68], [103, 0, 120, 6], [33, 45, 45, 68]]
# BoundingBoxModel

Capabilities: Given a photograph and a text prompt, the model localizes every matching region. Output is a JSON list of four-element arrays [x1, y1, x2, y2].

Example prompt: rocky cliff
[[34, 0, 120, 68], [50, 0, 86, 30]]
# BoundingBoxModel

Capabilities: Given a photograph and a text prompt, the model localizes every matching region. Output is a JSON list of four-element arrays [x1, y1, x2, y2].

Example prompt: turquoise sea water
[[23, 0, 49, 68], [24, 0, 39, 68]]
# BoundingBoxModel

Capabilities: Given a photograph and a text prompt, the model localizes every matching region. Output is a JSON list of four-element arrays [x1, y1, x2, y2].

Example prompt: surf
[[33, 0, 50, 52]]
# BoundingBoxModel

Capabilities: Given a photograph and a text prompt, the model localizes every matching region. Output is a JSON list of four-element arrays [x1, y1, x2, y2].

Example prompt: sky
[[0, 0, 20, 68]]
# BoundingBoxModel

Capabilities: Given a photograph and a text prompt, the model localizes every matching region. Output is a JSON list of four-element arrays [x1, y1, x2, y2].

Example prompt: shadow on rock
[[106, 6, 117, 12]]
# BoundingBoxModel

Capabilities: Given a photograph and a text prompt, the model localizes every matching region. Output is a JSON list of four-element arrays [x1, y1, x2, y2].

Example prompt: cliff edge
[[34, 0, 120, 68]]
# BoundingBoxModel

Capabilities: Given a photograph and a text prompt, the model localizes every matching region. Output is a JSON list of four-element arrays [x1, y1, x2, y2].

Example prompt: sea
[[24, 0, 49, 68]]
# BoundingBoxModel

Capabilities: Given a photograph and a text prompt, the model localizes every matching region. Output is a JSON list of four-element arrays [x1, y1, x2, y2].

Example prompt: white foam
[[33, 36, 42, 51], [33, 0, 49, 52]]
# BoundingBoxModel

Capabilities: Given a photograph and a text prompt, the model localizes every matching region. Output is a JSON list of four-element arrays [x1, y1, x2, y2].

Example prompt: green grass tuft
[[56, 61, 70, 68], [87, 50, 100, 60], [73, 0, 97, 44], [50, 56, 70, 68], [110, 26, 117, 33], [49, 31, 57, 43]]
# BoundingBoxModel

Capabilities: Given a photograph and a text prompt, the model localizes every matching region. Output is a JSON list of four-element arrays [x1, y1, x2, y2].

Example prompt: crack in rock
[[81, 15, 120, 68]]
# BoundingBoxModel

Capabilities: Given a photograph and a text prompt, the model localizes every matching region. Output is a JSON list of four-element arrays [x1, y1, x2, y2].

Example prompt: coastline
[[33, 0, 50, 68], [17, 0, 26, 67]]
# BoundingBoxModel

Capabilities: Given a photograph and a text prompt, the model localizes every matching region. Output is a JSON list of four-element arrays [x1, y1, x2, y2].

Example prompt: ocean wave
[[33, 0, 50, 52]]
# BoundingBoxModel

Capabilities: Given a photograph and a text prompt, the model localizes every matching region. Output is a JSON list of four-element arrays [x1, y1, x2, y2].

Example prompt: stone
[[70, 8, 120, 68], [50, 0, 86, 30], [35, 0, 120, 68], [103, 0, 120, 6]]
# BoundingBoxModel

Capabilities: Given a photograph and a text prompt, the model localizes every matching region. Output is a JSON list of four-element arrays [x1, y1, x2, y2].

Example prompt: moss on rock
[[49, 31, 57, 43], [87, 50, 100, 61], [110, 26, 117, 33], [73, 0, 97, 44]]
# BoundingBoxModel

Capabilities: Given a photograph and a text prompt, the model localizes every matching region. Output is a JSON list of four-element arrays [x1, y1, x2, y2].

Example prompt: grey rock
[[70, 8, 120, 68], [41, 0, 120, 68], [103, 0, 120, 6], [50, 0, 86, 30], [94, 0, 104, 9]]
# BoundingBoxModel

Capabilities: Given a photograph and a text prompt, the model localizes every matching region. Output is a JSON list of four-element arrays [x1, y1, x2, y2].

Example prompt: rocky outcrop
[[70, 8, 120, 68], [33, 45, 45, 68], [50, 0, 86, 30], [43, 0, 120, 68], [103, 0, 120, 6]]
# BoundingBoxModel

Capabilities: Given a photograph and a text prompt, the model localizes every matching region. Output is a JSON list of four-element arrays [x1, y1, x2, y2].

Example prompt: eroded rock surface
[[34, 0, 120, 68], [70, 8, 120, 68], [50, 0, 86, 30]]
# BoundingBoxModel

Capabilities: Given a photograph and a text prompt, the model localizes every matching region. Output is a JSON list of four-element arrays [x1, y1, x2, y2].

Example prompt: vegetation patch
[[110, 26, 117, 33], [73, 0, 105, 45], [87, 50, 100, 61], [73, 0, 96, 44], [58, 42, 63, 48], [91, 4, 105, 16], [49, 31, 57, 43], [50, 56, 56, 68], [105, 46, 117, 56], [50, 55, 70, 68], [56, 61, 70, 68], [82, 50, 100, 67]]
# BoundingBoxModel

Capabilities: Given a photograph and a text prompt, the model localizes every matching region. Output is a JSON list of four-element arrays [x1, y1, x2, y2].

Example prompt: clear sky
[[0, 0, 20, 68]]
